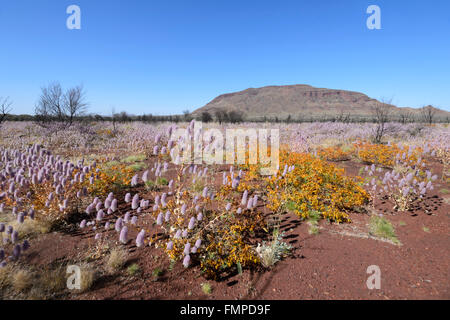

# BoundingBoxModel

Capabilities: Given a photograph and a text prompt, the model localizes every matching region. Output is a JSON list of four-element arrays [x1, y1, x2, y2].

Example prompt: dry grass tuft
[[10, 216, 53, 239], [12, 268, 33, 292], [106, 247, 128, 273], [78, 263, 97, 293]]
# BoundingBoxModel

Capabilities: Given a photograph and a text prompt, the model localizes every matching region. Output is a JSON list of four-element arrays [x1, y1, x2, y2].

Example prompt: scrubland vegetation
[[0, 119, 448, 299]]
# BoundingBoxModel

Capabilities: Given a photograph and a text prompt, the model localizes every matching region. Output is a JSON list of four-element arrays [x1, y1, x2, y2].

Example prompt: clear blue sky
[[1, 0, 449, 115]]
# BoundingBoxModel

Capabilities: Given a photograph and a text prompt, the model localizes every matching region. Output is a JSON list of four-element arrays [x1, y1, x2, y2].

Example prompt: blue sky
[[1, 0, 449, 115]]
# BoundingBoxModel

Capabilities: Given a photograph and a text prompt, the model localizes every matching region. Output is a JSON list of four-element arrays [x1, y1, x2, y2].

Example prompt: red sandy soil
[[13, 159, 450, 300]]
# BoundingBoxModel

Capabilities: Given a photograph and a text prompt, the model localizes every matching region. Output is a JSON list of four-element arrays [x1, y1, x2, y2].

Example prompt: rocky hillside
[[193, 85, 449, 121]]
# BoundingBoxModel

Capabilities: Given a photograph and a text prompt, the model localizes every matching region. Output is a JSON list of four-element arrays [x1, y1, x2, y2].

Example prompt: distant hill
[[193, 84, 450, 121]]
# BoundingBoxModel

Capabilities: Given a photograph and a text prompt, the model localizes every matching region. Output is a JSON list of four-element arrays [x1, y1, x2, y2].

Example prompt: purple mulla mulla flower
[[131, 216, 138, 225], [136, 229, 145, 247], [142, 170, 149, 183], [168, 179, 174, 189], [153, 204, 159, 212], [80, 219, 87, 228], [166, 241, 174, 250], [181, 203, 187, 215], [132, 194, 139, 210], [96, 210, 105, 221], [104, 198, 112, 209], [241, 190, 248, 205], [85, 204, 94, 215], [95, 202, 103, 211], [154, 195, 160, 206], [182, 229, 188, 238], [188, 217, 196, 230], [94, 233, 101, 240], [130, 174, 138, 187], [183, 243, 191, 255], [0, 249, 4, 260], [165, 211, 171, 222], [17, 212, 25, 224], [183, 254, 191, 268], [125, 193, 131, 203], [247, 198, 253, 210], [119, 226, 128, 244], [174, 229, 182, 239], [0, 223, 4, 233], [6, 225, 13, 235], [115, 218, 123, 232], [156, 212, 164, 225], [153, 146, 159, 155], [195, 239, 202, 248], [105, 222, 110, 230], [202, 187, 208, 198], [191, 246, 198, 254], [237, 207, 242, 214], [110, 199, 118, 212], [197, 212, 203, 221], [12, 244, 21, 260], [402, 187, 410, 197], [124, 212, 131, 223], [225, 203, 232, 211], [252, 195, 259, 208], [11, 230, 19, 243], [195, 205, 201, 213]]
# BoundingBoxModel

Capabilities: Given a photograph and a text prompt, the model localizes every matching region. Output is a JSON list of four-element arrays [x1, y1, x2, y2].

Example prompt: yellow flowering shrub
[[266, 151, 369, 222], [353, 141, 424, 168], [316, 146, 351, 162]]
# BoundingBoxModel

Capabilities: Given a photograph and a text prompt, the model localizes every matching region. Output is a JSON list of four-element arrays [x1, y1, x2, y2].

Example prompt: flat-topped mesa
[[193, 84, 450, 120]]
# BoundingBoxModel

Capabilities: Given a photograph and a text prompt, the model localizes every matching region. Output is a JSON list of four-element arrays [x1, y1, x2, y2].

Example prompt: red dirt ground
[[11, 159, 450, 300]]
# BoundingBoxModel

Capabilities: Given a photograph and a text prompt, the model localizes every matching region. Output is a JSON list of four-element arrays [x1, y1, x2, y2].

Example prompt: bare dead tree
[[64, 85, 88, 126], [183, 109, 192, 122], [111, 107, 118, 134], [35, 82, 88, 128], [399, 110, 413, 124], [371, 99, 392, 143], [0, 96, 12, 127], [214, 109, 228, 124], [420, 105, 436, 125]]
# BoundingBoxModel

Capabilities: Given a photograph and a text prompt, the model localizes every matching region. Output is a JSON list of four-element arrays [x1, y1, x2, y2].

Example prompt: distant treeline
[[5, 111, 449, 124]]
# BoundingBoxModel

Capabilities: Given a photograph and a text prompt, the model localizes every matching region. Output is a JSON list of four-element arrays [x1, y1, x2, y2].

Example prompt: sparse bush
[[201, 282, 212, 295], [255, 229, 291, 268], [12, 268, 33, 292], [106, 247, 128, 273], [369, 216, 400, 245], [127, 263, 141, 276]]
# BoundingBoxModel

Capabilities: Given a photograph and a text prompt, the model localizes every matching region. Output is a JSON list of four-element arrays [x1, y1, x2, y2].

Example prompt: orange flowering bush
[[89, 162, 134, 196], [266, 151, 369, 222], [316, 146, 351, 162], [353, 141, 425, 168]]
